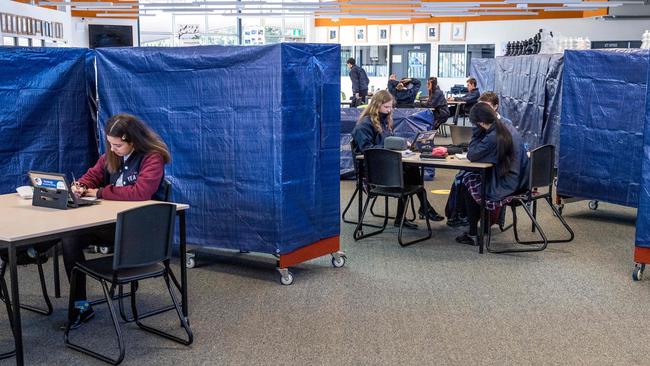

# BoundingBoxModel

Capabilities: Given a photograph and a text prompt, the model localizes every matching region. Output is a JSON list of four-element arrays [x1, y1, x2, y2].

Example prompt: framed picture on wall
[[451, 22, 466, 41], [327, 27, 338, 43], [400, 24, 413, 43], [377, 25, 390, 43], [426, 23, 440, 42], [355, 26, 367, 43]]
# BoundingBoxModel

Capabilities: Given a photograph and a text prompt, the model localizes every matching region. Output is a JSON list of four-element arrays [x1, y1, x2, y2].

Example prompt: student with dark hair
[[424, 76, 449, 128], [387, 74, 421, 108], [455, 103, 529, 246], [62, 113, 171, 329], [346, 58, 369, 107], [478, 91, 513, 126], [448, 77, 480, 122], [351, 90, 444, 228]]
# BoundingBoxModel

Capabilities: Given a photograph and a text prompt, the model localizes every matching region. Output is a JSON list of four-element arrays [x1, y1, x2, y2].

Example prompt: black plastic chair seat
[[370, 185, 423, 198], [76, 257, 165, 284]]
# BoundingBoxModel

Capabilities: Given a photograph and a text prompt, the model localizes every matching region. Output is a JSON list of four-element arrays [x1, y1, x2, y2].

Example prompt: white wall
[[0, 1, 72, 45], [70, 17, 139, 47], [321, 18, 650, 95]]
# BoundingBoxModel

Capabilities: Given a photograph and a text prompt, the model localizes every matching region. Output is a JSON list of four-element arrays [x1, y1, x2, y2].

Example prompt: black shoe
[[394, 220, 418, 230], [62, 307, 95, 331], [418, 208, 445, 222], [455, 233, 478, 246], [447, 216, 469, 228]]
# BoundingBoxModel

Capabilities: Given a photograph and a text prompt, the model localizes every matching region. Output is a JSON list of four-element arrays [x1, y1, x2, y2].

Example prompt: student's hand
[[389, 74, 397, 80], [355, 93, 360, 98], [71, 183, 86, 197], [85, 188, 99, 197]]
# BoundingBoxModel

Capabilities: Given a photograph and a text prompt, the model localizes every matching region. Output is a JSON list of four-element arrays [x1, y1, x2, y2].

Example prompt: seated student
[[477, 91, 513, 126], [387, 75, 421, 108], [62, 113, 171, 329], [447, 77, 480, 122], [351, 90, 444, 228], [455, 103, 529, 246], [446, 91, 512, 227], [423, 76, 450, 128]]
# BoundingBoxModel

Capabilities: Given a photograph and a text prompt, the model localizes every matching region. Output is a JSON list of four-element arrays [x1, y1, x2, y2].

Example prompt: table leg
[[8, 245, 24, 365], [179, 210, 188, 319], [479, 169, 487, 254], [357, 164, 363, 225], [453, 104, 461, 125], [53, 241, 60, 298]]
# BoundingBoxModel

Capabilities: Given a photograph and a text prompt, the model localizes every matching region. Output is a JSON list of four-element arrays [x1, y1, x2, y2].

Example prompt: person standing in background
[[347, 58, 369, 107]]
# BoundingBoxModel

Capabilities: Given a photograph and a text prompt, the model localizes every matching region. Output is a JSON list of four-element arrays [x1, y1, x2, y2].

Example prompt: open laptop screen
[[409, 130, 437, 152]]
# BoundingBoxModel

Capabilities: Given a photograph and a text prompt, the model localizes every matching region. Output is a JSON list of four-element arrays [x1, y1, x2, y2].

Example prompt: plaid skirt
[[462, 172, 514, 212]]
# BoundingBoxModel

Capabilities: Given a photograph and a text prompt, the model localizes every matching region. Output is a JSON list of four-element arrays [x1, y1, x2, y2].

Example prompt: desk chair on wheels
[[353, 148, 432, 247], [486, 144, 574, 253], [64, 203, 193, 365]]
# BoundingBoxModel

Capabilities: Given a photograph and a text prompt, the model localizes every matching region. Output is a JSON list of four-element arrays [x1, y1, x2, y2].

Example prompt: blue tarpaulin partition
[[494, 55, 551, 150], [542, 54, 564, 162], [635, 54, 650, 248], [339, 108, 434, 177], [0, 48, 98, 194], [470, 58, 496, 92], [95, 44, 340, 255], [558, 49, 650, 207]]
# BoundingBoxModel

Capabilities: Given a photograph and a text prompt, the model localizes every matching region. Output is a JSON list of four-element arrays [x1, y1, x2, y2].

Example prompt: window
[[438, 44, 495, 78], [354, 45, 388, 78], [340, 46, 353, 77], [438, 45, 465, 78]]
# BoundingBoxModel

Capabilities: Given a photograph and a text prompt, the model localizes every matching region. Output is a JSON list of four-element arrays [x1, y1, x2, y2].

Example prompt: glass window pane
[[407, 51, 427, 79], [354, 46, 388, 78], [341, 46, 353, 77], [438, 44, 465, 78], [466, 44, 495, 77]]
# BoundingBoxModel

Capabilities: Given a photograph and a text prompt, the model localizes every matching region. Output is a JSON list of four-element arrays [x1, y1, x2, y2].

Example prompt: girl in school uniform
[[455, 102, 529, 246], [63, 113, 171, 329]]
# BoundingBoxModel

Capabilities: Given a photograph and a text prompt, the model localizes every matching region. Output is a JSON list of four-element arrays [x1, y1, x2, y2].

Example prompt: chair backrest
[[528, 144, 555, 189], [363, 148, 403, 188], [112, 203, 176, 271], [152, 178, 172, 202]]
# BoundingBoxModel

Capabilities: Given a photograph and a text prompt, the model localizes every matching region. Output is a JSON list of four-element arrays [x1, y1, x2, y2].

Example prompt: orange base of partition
[[278, 236, 340, 268], [634, 246, 650, 264]]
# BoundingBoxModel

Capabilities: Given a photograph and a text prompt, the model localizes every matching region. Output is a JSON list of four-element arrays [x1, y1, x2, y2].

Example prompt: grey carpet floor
[[2, 168, 650, 365]]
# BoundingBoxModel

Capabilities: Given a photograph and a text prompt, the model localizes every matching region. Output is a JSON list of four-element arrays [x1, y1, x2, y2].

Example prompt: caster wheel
[[588, 200, 598, 210], [331, 254, 346, 268], [186, 255, 196, 269], [632, 263, 645, 281], [280, 271, 294, 285], [99, 246, 112, 254]]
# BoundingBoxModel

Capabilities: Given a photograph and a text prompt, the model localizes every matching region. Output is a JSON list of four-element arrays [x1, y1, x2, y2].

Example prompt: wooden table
[[0, 195, 190, 365], [356, 154, 492, 253], [447, 100, 467, 125]]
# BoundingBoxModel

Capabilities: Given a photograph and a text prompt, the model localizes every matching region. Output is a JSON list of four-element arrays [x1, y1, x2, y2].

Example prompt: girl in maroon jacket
[[63, 113, 171, 330]]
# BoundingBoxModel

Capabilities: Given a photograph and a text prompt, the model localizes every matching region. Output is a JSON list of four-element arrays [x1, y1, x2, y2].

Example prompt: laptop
[[409, 130, 437, 153], [450, 125, 473, 146], [28, 171, 98, 209]]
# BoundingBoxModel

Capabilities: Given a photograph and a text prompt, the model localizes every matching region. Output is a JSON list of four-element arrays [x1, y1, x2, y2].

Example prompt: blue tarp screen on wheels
[[95, 44, 340, 255], [557, 49, 649, 207], [635, 54, 650, 248], [0, 48, 98, 194], [469, 58, 496, 92]]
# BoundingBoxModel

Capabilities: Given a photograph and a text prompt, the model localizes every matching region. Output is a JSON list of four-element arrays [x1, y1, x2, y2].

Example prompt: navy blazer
[[351, 115, 392, 155]]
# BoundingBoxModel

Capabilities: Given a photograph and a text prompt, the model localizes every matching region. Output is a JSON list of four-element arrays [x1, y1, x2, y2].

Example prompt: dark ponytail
[[469, 103, 514, 177]]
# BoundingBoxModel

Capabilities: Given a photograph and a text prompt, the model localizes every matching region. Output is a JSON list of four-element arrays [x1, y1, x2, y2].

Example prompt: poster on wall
[[327, 27, 338, 43], [426, 23, 440, 42], [355, 25, 367, 43], [400, 24, 413, 43], [177, 24, 200, 44], [451, 22, 466, 41], [377, 25, 390, 43], [243, 26, 265, 45]]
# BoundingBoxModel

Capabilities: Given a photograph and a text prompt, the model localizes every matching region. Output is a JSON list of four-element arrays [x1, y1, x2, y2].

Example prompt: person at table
[[351, 90, 444, 228], [387, 74, 421, 108], [455, 103, 529, 246], [447, 77, 480, 122], [478, 91, 513, 126], [62, 113, 171, 329], [346, 58, 369, 107], [423, 76, 449, 128]]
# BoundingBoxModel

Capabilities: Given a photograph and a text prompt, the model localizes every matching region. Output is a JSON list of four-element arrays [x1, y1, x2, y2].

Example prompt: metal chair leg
[[354, 195, 389, 241], [398, 192, 433, 247], [487, 199, 547, 253], [0, 277, 16, 360], [342, 187, 384, 229], [0, 256, 52, 316]]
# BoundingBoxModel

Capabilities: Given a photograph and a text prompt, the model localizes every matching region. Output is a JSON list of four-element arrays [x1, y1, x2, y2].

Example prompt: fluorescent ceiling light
[[506, 0, 581, 3], [39, 1, 113, 5], [472, 10, 538, 14], [96, 12, 155, 16], [563, 1, 622, 6]]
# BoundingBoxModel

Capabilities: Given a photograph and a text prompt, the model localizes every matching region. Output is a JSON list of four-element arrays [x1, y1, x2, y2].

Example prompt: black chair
[[0, 271, 15, 360], [353, 148, 432, 247], [64, 203, 193, 365], [486, 145, 574, 253], [342, 143, 415, 227]]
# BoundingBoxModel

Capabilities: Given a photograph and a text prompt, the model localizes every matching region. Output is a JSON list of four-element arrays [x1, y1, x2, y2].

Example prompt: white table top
[[358, 153, 492, 169], [0, 194, 189, 242]]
